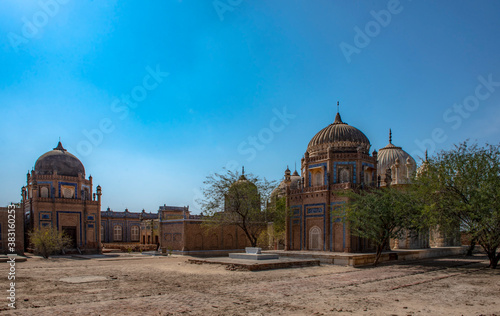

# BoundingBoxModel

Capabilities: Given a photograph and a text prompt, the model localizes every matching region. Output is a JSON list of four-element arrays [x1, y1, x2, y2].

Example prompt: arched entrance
[[309, 226, 322, 250]]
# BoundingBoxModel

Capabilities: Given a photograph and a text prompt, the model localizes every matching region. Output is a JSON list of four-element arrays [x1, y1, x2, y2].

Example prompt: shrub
[[29, 227, 73, 258]]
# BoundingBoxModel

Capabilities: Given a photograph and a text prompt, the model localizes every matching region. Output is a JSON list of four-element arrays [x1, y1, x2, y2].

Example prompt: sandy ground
[[0, 253, 499, 315]]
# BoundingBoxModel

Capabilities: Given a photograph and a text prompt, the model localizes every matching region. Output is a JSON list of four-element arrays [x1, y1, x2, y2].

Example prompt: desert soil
[[0, 253, 499, 315]]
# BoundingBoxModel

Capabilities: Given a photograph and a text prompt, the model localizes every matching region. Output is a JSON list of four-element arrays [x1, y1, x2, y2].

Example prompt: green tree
[[415, 142, 500, 268], [265, 195, 287, 249], [29, 227, 73, 258], [340, 186, 423, 265], [200, 169, 277, 247]]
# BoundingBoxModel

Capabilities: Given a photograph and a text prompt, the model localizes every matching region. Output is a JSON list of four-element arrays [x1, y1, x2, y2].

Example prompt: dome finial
[[333, 102, 343, 124], [425, 149, 428, 162], [54, 140, 67, 152], [389, 129, 392, 144], [242, 166, 245, 175]]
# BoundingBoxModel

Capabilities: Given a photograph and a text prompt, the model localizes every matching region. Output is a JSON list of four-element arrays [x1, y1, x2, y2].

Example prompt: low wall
[[269, 246, 467, 267], [103, 243, 157, 252], [162, 248, 245, 257]]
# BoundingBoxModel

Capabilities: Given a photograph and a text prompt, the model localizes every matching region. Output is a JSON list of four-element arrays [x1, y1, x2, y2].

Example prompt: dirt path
[[1, 254, 498, 315]]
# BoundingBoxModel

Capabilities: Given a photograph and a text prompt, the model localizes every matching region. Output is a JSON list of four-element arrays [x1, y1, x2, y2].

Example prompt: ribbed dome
[[34, 142, 85, 177], [377, 131, 416, 182], [307, 112, 371, 154]]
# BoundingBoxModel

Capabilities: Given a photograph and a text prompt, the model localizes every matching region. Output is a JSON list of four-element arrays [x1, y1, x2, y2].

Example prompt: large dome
[[34, 142, 85, 177], [307, 112, 371, 154]]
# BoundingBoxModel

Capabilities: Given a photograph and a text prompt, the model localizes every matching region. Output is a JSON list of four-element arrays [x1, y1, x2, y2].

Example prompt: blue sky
[[1, 0, 499, 213]]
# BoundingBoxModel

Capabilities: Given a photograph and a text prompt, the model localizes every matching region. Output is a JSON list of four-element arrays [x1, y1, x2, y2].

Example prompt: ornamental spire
[[389, 129, 392, 144], [53, 141, 67, 152], [333, 101, 344, 124]]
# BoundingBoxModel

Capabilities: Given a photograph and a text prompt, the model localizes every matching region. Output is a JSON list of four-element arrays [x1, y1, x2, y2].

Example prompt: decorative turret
[[284, 166, 291, 185], [406, 156, 413, 178], [416, 150, 429, 177], [96, 185, 102, 203]]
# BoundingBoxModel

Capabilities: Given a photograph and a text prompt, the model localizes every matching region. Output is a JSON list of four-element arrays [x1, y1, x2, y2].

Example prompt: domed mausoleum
[[283, 106, 378, 252], [377, 129, 416, 186], [374, 131, 429, 249], [22, 142, 102, 253]]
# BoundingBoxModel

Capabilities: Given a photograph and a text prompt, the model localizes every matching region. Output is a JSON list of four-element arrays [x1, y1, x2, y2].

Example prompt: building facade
[[284, 111, 378, 253], [100, 208, 157, 244], [22, 142, 102, 253], [159, 205, 249, 253]]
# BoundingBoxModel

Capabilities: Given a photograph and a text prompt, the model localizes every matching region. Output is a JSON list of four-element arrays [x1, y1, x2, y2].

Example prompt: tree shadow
[[355, 253, 489, 270]]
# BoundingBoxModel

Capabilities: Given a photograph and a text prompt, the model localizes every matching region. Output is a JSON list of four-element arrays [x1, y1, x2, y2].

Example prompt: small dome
[[228, 168, 259, 196], [307, 112, 371, 155], [272, 170, 301, 197], [226, 170, 260, 211], [34, 142, 85, 177], [377, 130, 415, 183]]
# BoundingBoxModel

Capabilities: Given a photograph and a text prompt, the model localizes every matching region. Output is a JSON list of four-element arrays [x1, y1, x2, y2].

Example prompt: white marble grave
[[228, 247, 279, 260]]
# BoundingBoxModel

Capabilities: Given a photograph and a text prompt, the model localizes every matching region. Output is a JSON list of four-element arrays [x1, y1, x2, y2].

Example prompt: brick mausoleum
[[22, 142, 102, 253]]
